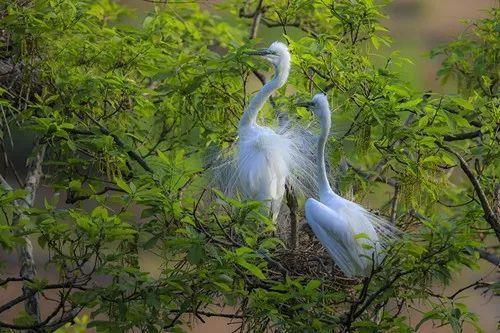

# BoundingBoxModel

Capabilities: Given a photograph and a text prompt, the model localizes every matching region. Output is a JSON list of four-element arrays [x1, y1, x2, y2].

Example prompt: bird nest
[[271, 221, 360, 293]]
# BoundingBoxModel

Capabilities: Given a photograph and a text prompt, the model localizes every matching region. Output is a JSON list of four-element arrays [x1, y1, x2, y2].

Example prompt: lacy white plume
[[207, 117, 318, 219], [304, 92, 402, 277]]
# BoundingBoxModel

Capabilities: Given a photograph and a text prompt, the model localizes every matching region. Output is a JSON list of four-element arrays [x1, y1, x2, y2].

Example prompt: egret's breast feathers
[[237, 131, 291, 201]]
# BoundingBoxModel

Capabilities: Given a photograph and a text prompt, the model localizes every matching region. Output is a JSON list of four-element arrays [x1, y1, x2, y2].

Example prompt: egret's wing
[[207, 126, 290, 221], [305, 198, 365, 277], [207, 115, 320, 222], [321, 193, 402, 272]]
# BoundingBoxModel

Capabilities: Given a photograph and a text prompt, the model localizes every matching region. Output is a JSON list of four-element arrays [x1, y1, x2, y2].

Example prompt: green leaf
[[305, 279, 321, 292], [450, 97, 474, 110], [187, 243, 204, 265], [114, 177, 131, 194], [396, 98, 422, 110], [69, 180, 82, 191], [421, 156, 442, 165], [354, 232, 369, 240], [385, 85, 410, 98], [235, 246, 253, 256], [236, 257, 266, 280]]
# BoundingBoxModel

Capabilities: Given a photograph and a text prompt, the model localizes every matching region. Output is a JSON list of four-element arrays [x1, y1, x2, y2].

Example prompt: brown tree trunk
[[13, 144, 46, 327]]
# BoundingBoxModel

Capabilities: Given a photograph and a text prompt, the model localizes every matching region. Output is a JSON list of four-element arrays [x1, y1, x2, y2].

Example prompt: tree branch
[[285, 184, 298, 250], [47, 307, 82, 331], [390, 184, 399, 225], [248, 0, 263, 39], [443, 130, 482, 141], [0, 276, 31, 287], [349, 270, 414, 324], [438, 143, 500, 240], [476, 248, 500, 266], [82, 110, 154, 174], [0, 280, 87, 314], [494, 183, 500, 221], [347, 161, 397, 187], [193, 310, 244, 319], [412, 211, 499, 266], [65, 186, 127, 204]]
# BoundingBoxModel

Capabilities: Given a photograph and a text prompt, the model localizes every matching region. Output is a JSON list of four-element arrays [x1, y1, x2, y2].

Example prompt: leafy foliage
[[0, 0, 497, 332]]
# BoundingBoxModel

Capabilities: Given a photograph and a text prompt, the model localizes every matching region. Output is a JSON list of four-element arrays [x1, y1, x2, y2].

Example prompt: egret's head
[[265, 42, 290, 68], [298, 93, 330, 120], [246, 41, 290, 71], [311, 93, 329, 117]]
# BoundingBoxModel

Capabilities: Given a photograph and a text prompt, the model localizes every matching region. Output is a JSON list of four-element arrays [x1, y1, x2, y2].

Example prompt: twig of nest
[[269, 219, 360, 292]]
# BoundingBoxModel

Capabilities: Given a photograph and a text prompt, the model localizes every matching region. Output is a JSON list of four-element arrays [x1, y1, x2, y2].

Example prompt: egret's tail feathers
[[313, 200, 402, 277], [362, 210, 402, 245]]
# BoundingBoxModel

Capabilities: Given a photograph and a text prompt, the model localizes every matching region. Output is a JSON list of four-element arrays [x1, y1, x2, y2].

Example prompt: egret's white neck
[[317, 109, 333, 197], [239, 61, 290, 129]]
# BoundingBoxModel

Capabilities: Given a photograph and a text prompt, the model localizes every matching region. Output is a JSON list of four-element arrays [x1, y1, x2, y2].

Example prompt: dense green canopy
[[0, 1, 498, 332]]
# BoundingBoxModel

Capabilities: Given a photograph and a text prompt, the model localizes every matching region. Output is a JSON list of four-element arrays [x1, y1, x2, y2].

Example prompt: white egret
[[236, 41, 291, 216], [299, 93, 397, 277], [212, 41, 317, 220]]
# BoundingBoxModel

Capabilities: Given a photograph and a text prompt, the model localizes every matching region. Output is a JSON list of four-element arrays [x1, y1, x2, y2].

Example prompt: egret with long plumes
[[212, 42, 317, 220], [299, 93, 397, 277]]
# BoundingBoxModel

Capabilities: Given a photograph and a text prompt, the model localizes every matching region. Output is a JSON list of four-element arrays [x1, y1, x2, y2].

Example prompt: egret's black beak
[[296, 101, 314, 108], [244, 49, 275, 56]]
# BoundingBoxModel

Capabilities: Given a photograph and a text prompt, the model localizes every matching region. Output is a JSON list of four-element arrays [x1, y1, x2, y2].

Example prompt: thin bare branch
[[285, 184, 299, 250], [65, 186, 127, 204], [438, 143, 499, 240], [494, 183, 500, 221], [390, 184, 399, 225], [347, 161, 397, 187], [443, 129, 482, 141], [82, 110, 154, 174], [248, 0, 263, 39]]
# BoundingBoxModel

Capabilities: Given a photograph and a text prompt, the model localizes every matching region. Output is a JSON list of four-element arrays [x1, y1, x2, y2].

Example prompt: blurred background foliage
[[0, 0, 498, 332]]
